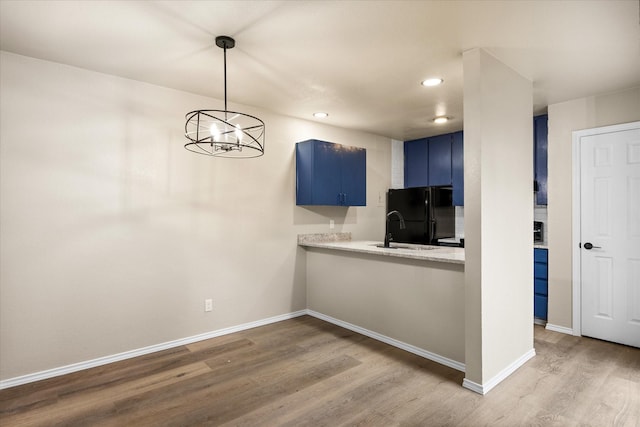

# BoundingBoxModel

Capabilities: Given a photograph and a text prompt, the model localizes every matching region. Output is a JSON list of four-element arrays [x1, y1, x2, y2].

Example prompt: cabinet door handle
[[343, 193, 347, 205]]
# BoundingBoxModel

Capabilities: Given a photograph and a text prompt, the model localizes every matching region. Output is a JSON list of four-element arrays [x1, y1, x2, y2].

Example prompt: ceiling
[[1, 0, 639, 141]]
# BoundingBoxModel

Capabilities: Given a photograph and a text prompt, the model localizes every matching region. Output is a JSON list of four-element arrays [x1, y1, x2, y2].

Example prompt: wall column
[[462, 48, 535, 394]]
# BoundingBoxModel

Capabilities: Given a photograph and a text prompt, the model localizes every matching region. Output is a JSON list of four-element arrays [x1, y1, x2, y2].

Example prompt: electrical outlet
[[204, 299, 213, 312], [329, 219, 335, 229]]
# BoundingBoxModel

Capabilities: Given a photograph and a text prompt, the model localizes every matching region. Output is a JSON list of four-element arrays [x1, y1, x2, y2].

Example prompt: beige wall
[[463, 49, 534, 387], [547, 87, 640, 329], [306, 249, 465, 363], [0, 51, 391, 381]]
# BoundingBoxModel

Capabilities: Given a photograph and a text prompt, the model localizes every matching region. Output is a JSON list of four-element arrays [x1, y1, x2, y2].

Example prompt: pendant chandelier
[[184, 36, 265, 157]]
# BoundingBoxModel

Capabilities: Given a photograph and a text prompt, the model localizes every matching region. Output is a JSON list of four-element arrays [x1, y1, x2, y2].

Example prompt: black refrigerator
[[386, 186, 455, 245]]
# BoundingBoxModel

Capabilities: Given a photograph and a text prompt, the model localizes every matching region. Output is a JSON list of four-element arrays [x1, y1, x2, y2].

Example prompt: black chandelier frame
[[184, 36, 265, 158]]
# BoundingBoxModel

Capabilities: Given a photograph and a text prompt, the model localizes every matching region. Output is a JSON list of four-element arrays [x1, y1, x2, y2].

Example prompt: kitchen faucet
[[384, 210, 406, 248]]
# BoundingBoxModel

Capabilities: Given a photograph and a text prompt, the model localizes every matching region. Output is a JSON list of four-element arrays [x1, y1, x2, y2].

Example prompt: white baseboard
[[306, 310, 465, 372], [461, 378, 484, 394], [545, 323, 575, 336], [0, 310, 307, 390], [462, 348, 536, 395], [533, 318, 546, 326]]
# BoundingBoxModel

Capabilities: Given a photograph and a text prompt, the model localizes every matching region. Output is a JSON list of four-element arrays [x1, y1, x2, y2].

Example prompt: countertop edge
[[299, 240, 465, 265]]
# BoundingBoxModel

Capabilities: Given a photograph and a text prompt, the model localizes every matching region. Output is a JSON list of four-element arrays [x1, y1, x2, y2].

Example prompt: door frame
[[571, 120, 640, 336]]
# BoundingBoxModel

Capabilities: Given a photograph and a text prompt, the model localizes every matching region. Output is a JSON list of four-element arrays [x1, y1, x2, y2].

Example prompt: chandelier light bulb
[[210, 123, 220, 142]]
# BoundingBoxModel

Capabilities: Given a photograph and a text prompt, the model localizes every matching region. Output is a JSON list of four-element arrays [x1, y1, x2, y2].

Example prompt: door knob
[[583, 242, 601, 250]]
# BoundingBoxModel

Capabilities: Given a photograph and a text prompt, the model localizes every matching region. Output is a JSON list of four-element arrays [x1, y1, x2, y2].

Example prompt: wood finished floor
[[1, 315, 639, 426]]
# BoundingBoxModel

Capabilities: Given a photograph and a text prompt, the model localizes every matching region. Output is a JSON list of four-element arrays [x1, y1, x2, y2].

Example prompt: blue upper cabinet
[[306, 140, 342, 205], [534, 114, 548, 205], [404, 132, 463, 205], [340, 147, 367, 206], [428, 134, 453, 186], [296, 139, 366, 206], [404, 138, 429, 188], [404, 135, 454, 188], [451, 131, 464, 206]]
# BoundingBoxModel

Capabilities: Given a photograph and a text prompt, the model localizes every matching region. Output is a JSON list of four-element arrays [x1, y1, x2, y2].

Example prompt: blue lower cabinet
[[534, 263, 548, 280], [534, 246, 548, 263], [534, 278, 548, 296], [534, 295, 548, 319], [534, 248, 548, 321]]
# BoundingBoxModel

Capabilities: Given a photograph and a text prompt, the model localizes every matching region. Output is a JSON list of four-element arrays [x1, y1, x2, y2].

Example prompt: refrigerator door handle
[[430, 219, 436, 244], [427, 192, 435, 244]]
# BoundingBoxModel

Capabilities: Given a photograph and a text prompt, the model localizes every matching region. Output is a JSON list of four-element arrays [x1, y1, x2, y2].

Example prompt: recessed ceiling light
[[313, 112, 329, 118], [421, 78, 443, 87], [433, 116, 449, 124]]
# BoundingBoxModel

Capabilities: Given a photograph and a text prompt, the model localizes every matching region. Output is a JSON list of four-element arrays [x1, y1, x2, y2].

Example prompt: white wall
[[463, 48, 533, 390], [0, 51, 391, 381], [390, 139, 404, 189], [547, 86, 640, 329]]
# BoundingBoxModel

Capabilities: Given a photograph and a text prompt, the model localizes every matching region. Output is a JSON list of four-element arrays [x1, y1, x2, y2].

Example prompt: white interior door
[[580, 124, 640, 348]]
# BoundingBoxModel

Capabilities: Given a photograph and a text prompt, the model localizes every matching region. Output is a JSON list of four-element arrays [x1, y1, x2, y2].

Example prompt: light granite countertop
[[441, 236, 548, 250], [298, 233, 465, 265]]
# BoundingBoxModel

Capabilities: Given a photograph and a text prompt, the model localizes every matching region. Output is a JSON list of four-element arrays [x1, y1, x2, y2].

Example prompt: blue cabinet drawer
[[534, 278, 548, 296], [534, 294, 548, 320], [534, 248, 548, 263], [534, 262, 548, 280], [533, 248, 549, 320]]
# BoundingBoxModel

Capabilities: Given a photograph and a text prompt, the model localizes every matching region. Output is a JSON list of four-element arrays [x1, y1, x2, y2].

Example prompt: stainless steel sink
[[374, 243, 408, 249], [372, 243, 435, 250]]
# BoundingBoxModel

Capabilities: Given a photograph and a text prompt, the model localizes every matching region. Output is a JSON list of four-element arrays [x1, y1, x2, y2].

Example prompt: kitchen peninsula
[[299, 233, 466, 371]]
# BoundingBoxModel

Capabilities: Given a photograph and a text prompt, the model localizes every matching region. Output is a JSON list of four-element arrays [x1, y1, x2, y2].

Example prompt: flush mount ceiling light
[[184, 36, 265, 158], [433, 116, 449, 124], [313, 112, 329, 118], [421, 78, 443, 87]]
